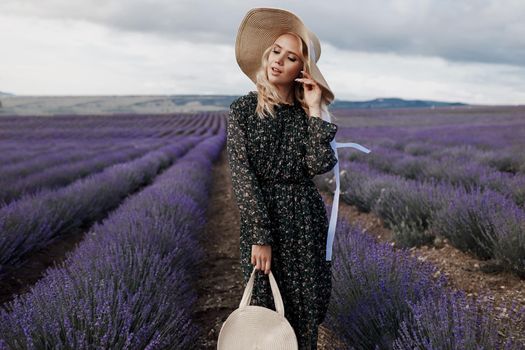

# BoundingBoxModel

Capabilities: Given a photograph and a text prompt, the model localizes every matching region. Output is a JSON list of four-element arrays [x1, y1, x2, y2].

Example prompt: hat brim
[[235, 7, 334, 104]]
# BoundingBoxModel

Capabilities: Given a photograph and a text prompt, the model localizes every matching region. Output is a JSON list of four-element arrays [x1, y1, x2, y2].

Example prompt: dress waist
[[259, 177, 312, 186]]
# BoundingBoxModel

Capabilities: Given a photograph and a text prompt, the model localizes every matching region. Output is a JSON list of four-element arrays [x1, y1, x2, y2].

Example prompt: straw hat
[[235, 7, 335, 104]]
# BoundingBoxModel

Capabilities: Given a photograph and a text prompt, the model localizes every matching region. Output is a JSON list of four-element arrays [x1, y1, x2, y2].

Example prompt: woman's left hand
[[295, 70, 321, 110]]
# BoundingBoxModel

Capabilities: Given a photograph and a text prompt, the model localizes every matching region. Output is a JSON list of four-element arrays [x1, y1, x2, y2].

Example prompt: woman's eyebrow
[[274, 43, 299, 57]]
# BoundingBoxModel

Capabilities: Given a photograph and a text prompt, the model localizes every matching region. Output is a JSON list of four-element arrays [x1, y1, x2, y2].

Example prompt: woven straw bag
[[217, 266, 298, 349]]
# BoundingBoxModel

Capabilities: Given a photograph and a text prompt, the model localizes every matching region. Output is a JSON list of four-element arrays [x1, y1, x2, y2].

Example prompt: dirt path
[[193, 148, 244, 348], [193, 148, 345, 349]]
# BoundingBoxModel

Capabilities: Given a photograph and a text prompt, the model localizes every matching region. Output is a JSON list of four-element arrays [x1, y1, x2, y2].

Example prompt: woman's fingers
[[300, 70, 315, 81], [264, 259, 271, 275], [251, 245, 271, 274], [295, 76, 320, 94], [295, 77, 317, 86], [257, 257, 271, 274]]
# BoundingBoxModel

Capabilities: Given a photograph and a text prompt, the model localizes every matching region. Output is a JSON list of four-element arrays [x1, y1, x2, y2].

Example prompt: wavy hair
[[254, 32, 336, 122]]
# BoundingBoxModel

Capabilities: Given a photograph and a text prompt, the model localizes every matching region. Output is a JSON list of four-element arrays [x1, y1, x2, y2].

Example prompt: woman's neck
[[274, 85, 294, 105]]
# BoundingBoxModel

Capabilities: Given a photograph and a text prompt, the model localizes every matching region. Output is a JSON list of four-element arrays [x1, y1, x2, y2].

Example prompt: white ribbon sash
[[321, 109, 371, 261]]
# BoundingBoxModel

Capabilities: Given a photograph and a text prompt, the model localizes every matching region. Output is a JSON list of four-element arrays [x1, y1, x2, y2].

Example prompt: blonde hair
[[254, 32, 336, 122]]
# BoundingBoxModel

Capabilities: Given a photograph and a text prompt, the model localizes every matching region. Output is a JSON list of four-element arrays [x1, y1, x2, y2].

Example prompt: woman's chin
[[268, 76, 291, 85]]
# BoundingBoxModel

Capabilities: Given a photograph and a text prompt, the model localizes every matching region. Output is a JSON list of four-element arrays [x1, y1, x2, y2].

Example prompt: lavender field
[[0, 105, 524, 349], [328, 105, 525, 276], [0, 112, 225, 348], [319, 104, 525, 348]]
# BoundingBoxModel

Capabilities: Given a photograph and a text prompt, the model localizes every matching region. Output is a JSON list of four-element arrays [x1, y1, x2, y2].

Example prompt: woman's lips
[[271, 67, 282, 75]]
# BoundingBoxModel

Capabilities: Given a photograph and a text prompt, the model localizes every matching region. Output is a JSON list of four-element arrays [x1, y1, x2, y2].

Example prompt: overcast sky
[[1, 1, 524, 105]]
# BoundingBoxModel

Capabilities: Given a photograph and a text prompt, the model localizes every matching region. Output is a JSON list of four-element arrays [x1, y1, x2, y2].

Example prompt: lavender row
[[0, 131, 224, 349], [342, 143, 525, 208], [0, 114, 182, 171], [0, 114, 185, 140], [326, 218, 524, 349], [334, 106, 525, 153], [0, 112, 222, 153], [0, 114, 219, 148], [336, 117, 525, 175], [319, 159, 525, 277], [2, 143, 127, 180], [0, 139, 173, 206], [0, 136, 203, 275], [0, 113, 223, 207], [0, 142, 86, 166]]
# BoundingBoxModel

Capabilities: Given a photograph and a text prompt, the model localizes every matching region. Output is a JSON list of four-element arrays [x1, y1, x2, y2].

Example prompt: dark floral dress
[[227, 90, 338, 349]]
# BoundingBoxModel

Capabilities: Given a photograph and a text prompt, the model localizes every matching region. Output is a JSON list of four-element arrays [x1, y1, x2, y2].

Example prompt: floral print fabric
[[227, 90, 338, 349]]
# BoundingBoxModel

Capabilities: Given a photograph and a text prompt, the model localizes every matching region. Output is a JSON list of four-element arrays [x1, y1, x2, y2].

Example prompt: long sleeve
[[304, 116, 339, 177], [227, 99, 274, 246]]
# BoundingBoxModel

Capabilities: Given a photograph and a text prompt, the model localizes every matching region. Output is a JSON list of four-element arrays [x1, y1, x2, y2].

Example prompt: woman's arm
[[227, 98, 274, 246], [304, 114, 339, 177]]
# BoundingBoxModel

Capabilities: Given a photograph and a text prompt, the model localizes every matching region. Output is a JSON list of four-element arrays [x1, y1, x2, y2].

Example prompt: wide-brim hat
[[235, 7, 335, 104]]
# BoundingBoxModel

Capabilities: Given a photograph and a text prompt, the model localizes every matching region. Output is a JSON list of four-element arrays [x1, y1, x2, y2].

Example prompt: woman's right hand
[[251, 244, 272, 274]]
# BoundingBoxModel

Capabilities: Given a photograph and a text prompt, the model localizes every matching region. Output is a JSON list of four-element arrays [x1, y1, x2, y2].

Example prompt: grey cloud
[[2, 0, 524, 67]]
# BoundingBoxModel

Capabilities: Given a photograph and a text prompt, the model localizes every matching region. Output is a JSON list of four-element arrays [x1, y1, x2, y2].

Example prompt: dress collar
[[277, 98, 300, 109]]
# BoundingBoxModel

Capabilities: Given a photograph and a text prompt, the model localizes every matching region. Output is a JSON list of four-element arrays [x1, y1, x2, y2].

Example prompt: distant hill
[[330, 97, 467, 109], [0, 93, 469, 116], [222, 94, 467, 109]]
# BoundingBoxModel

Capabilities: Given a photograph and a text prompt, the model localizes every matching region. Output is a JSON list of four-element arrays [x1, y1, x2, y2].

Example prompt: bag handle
[[239, 266, 285, 317]]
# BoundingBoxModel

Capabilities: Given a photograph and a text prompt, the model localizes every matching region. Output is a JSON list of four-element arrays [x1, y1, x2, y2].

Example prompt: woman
[[227, 7, 339, 349]]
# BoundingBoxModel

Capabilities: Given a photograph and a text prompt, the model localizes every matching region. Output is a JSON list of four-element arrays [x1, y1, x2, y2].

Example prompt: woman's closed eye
[[272, 50, 297, 62]]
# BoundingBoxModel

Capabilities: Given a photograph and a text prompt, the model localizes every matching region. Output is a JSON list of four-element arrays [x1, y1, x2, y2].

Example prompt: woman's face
[[267, 33, 303, 87]]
